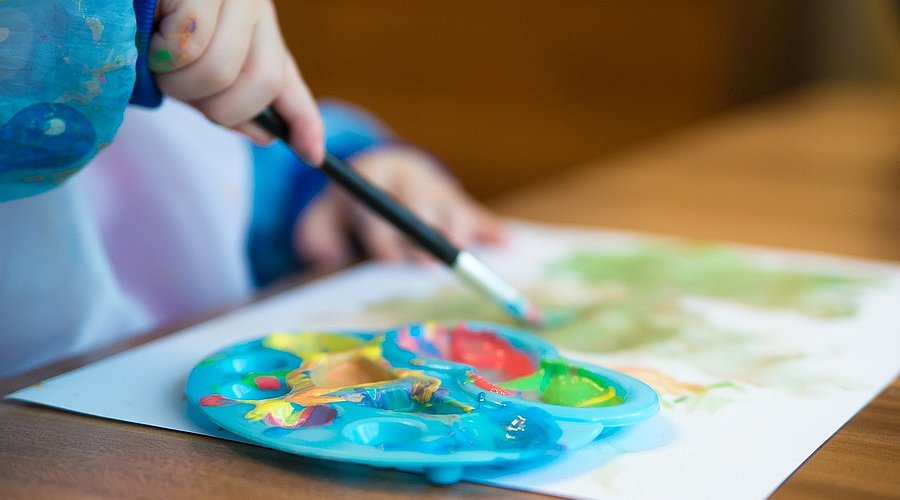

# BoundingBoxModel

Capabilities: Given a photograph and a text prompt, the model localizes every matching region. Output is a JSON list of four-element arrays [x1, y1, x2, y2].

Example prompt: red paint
[[254, 375, 281, 391], [199, 394, 235, 407], [470, 373, 515, 396], [449, 324, 536, 380]]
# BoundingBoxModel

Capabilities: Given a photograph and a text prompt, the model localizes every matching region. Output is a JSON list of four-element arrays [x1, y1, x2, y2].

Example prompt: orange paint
[[309, 355, 394, 389], [177, 15, 197, 62], [179, 15, 196, 49]]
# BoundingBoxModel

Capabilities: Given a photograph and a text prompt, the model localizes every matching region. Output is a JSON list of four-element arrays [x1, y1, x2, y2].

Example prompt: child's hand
[[293, 147, 506, 272], [149, 0, 324, 165]]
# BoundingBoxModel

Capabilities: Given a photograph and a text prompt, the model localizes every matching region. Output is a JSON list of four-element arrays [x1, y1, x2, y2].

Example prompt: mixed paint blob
[[187, 322, 658, 484]]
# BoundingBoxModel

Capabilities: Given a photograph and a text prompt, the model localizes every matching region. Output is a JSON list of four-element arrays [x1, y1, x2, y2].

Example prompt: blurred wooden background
[[274, 1, 900, 198]]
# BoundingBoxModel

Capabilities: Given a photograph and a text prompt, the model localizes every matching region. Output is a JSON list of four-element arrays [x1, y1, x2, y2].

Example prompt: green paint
[[149, 49, 175, 72], [501, 359, 624, 407], [198, 354, 226, 367], [549, 246, 870, 317]]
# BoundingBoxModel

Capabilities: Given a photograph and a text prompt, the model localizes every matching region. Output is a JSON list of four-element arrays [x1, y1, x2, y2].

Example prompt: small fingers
[[293, 191, 355, 273], [232, 121, 276, 146], [473, 209, 508, 245], [447, 198, 508, 246], [429, 194, 506, 252], [154, 0, 259, 101], [190, 3, 286, 127], [351, 208, 407, 262], [149, 0, 222, 74], [152, 0, 323, 159]]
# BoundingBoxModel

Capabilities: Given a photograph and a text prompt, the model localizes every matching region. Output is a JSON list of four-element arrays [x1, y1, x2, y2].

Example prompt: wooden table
[[2, 83, 898, 499]]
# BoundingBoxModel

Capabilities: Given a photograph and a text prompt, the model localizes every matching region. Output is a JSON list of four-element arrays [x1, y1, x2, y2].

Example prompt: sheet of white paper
[[9, 222, 900, 500]]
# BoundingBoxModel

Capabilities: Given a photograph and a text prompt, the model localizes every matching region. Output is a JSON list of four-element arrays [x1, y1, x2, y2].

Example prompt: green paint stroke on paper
[[549, 246, 869, 317]]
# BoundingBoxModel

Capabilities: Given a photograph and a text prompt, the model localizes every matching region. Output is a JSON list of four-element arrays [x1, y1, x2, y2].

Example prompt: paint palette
[[186, 321, 658, 484]]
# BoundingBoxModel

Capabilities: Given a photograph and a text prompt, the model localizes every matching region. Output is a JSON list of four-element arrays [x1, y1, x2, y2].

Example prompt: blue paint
[[0, 103, 96, 171]]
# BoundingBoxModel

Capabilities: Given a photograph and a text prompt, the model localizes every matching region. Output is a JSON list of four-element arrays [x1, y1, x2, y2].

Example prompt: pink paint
[[200, 394, 235, 407], [263, 413, 286, 427], [449, 324, 536, 380], [253, 375, 281, 391]]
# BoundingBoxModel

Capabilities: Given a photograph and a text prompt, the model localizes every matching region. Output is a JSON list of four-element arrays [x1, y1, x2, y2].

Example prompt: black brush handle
[[254, 108, 459, 265], [254, 107, 291, 142]]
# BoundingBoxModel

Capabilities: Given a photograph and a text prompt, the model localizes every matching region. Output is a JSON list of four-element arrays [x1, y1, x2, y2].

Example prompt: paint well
[[502, 359, 624, 407], [309, 355, 395, 389]]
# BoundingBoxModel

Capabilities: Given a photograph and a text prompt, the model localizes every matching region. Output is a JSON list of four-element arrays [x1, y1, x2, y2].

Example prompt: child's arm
[[149, 0, 324, 165]]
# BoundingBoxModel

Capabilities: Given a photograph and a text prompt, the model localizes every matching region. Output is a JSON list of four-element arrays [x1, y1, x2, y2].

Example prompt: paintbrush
[[254, 108, 543, 326]]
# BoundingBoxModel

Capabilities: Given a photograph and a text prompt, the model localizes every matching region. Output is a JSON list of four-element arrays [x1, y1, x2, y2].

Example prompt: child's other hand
[[294, 147, 506, 273], [150, 0, 324, 165]]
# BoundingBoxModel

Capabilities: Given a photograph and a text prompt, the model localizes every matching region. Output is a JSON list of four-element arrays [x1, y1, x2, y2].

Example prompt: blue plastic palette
[[185, 321, 658, 484]]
